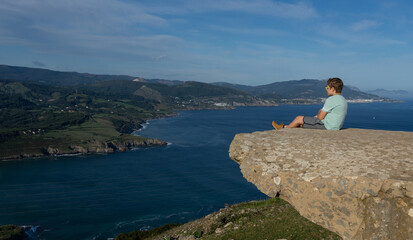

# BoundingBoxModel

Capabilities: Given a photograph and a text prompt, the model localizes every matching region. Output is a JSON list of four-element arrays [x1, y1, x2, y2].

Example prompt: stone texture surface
[[229, 128, 413, 240]]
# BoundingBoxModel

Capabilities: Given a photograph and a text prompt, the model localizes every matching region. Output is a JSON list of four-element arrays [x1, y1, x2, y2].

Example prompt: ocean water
[[1, 102, 413, 239]]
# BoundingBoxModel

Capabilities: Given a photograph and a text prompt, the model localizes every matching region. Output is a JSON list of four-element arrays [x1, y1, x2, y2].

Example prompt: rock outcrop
[[0, 225, 26, 240], [1, 136, 167, 160], [229, 128, 413, 240], [47, 136, 167, 156]]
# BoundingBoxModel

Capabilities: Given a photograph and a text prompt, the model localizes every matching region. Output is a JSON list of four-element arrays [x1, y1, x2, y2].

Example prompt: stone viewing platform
[[229, 128, 413, 240]]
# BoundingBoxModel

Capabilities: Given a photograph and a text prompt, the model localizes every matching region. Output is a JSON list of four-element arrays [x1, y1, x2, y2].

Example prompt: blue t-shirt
[[321, 95, 348, 130]]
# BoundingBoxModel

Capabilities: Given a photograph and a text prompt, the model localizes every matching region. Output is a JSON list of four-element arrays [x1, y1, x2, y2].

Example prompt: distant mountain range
[[212, 80, 383, 101], [366, 88, 412, 100], [0, 64, 393, 103], [0, 65, 135, 86], [0, 65, 185, 86]]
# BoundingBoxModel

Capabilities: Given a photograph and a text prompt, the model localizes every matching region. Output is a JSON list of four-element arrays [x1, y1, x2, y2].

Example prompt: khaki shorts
[[302, 116, 326, 130]]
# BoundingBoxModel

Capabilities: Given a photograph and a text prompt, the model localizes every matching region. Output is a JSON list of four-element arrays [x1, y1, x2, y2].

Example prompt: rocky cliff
[[41, 135, 167, 156], [229, 128, 413, 240]]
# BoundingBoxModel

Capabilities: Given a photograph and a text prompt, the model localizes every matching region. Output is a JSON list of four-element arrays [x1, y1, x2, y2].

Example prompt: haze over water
[[1, 102, 413, 239]]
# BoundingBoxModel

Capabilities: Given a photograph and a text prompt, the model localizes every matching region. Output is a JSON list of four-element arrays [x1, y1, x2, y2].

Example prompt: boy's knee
[[296, 116, 304, 123]]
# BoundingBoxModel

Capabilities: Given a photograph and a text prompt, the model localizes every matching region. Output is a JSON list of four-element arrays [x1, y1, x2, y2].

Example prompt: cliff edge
[[229, 128, 413, 240]]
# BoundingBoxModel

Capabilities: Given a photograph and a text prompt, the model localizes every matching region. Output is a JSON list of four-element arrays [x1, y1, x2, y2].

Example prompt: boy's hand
[[316, 109, 328, 120]]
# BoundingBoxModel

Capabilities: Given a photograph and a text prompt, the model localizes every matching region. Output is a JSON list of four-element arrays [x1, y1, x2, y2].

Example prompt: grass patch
[[205, 198, 340, 240], [46, 116, 120, 143], [128, 198, 342, 240], [0, 116, 120, 158], [0, 225, 26, 240], [0, 113, 161, 160], [116, 223, 182, 240]]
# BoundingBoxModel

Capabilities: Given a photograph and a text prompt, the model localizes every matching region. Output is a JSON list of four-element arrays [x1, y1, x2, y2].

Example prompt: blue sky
[[1, 0, 413, 91]]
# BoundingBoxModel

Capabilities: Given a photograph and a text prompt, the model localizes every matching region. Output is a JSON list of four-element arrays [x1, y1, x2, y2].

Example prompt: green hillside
[[0, 65, 389, 101], [0, 79, 167, 159], [84, 80, 249, 98], [0, 77, 261, 160], [83, 79, 260, 107], [0, 65, 135, 86]]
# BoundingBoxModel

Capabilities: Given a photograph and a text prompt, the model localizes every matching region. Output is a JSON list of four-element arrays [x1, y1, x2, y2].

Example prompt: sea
[[1, 102, 413, 240]]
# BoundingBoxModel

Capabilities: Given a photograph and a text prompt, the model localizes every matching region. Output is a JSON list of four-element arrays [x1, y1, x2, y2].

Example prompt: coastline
[[0, 105, 245, 162], [0, 134, 167, 162], [0, 99, 401, 162], [0, 113, 177, 162]]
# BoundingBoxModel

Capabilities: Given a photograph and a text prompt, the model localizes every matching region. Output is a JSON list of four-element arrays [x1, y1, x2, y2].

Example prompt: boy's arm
[[316, 109, 327, 120], [316, 97, 331, 120]]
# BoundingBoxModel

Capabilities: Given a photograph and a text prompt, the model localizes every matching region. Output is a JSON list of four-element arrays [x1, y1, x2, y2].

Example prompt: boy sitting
[[272, 77, 348, 130]]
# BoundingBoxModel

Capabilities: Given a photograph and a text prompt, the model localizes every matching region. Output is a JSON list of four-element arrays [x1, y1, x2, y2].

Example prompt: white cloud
[[143, 0, 318, 20], [208, 25, 287, 36], [350, 20, 379, 32], [151, 55, 168, 61], [0, 0, 317, 63], [199, 0, 317, 19], [0, 0, 174, 58], [0, 0, 167, 31], [317, 23, 406, 46]]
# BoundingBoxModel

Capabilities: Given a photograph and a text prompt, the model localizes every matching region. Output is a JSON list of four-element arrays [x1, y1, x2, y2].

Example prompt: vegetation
[[116, 224, 182, 240], [116, 198, 341, 240], [0, 225, 26, 240], [0, 64, 134, 86], [0, 71, 258, 159], [0, 79, 170, 159]]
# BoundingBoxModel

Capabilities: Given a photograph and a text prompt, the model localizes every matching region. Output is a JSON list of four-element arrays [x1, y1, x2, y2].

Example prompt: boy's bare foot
[[272, 121, 284, 130]]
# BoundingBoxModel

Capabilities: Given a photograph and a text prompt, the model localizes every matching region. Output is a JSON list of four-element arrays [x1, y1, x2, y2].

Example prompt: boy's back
[[321, 95, 347, 130]]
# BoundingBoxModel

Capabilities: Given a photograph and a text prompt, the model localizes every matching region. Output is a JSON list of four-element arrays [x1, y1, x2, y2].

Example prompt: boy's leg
[[301, 116, 326, 129], [285, 116, 304, 128]]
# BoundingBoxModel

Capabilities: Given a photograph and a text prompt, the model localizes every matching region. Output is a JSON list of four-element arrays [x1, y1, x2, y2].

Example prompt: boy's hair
[[327, 77, 344, 93]]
